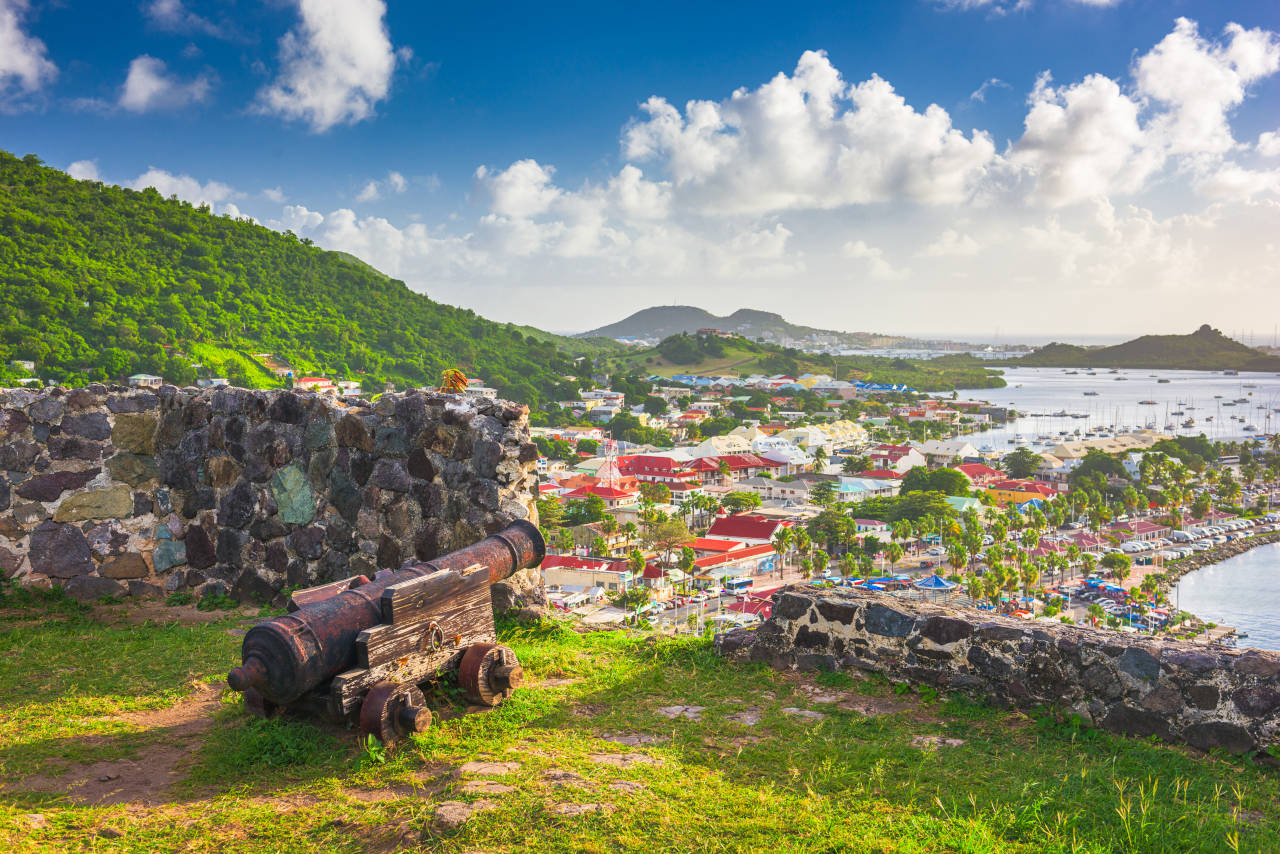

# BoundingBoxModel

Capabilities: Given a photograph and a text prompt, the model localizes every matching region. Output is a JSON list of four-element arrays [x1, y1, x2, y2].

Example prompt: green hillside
[[1015, 326, 1280, 371], [0, 151, 590, 404], [611, 333, 1005, 392]]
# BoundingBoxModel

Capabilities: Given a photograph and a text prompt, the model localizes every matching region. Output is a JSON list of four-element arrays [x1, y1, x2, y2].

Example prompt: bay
[[1171, 542, 1280, 652]]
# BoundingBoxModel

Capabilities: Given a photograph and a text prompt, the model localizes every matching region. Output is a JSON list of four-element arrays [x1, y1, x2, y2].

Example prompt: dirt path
[[13, 681, 224, 806]]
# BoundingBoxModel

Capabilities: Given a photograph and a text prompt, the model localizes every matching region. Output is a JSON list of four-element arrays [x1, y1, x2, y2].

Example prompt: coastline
[[1146, 531, 1280, 594]]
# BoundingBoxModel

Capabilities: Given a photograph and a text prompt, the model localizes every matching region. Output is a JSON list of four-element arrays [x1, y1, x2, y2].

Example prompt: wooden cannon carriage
[[227, 520, 544, 744]]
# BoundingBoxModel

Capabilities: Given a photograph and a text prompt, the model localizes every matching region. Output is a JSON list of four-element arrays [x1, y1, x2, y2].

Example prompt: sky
[[2, 0, 1279, 342]]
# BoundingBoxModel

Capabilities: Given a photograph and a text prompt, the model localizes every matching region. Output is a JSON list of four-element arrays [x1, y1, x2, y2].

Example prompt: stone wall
[[0, 385, 539, 603], [716, 586, 1280, 754]]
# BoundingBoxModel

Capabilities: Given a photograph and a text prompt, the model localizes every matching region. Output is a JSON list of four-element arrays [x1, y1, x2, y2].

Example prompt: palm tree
[[812, 446, 828, 472], [772, 527, 793, 577], [885, 541, 904, 572], [812, 549, 829, 578]]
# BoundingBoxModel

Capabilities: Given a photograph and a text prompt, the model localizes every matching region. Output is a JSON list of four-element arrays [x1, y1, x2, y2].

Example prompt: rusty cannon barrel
[[227, 520, 544, 709]]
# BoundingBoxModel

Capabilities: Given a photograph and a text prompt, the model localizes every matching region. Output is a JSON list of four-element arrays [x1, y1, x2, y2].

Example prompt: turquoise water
[[1171, 542, 1280, 652]]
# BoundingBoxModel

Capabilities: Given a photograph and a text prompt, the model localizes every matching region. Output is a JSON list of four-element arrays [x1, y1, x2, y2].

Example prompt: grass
[[0, 591, 1277, 852], [184, 342, 283, 389]]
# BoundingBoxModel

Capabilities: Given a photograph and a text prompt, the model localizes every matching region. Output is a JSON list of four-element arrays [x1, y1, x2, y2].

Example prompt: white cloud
[[1194, 164, 1280, 201], [263, 186, 286, 203], [1260, 131, 1280, 158], [143, 0, 222, 37], [922, 228, 981, 257], [842, 239, 909, 280], [1135, 18, 1280, 158], [968, 77, 1010, 101], [119, 55, 212, 112], [130, 167, 234, 207], [623, 50, 998, 214], [0, 0, 56, 109], [254, 0, 406, 132], [475, 160, 563, 218], [354, 170, 409, 202], [66, 160, 99, 181]]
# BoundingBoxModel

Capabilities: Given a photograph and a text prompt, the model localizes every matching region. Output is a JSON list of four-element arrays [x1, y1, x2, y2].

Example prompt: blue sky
[[2, 0, 1279, 339]]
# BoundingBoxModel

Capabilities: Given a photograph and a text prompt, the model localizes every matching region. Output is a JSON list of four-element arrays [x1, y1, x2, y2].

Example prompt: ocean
[[1171, 542, 1280, 652]]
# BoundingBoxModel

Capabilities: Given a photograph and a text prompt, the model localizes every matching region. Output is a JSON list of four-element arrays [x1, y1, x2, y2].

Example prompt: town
[[506, 352, 1280, 644]]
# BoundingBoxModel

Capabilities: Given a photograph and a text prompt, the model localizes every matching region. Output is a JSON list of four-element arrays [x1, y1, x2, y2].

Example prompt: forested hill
[[0, 151, 600, 404], [1014, 325, 1280, 372]]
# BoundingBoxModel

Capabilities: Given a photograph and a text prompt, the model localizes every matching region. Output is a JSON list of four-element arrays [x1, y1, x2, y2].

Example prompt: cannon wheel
[[458, 643, 523, 707], [359, 682, 432, 745]]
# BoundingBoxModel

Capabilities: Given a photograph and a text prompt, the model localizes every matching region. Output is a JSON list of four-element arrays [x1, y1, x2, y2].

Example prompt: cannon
[[227, 520, 545, 744]]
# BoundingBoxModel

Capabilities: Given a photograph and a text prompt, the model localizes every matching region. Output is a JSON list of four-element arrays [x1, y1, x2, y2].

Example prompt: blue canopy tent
[[912, 573, 957, 601]]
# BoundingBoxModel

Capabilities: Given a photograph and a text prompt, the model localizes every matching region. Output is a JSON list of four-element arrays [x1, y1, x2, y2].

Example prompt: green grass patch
[[0, 602, 1276, 852]]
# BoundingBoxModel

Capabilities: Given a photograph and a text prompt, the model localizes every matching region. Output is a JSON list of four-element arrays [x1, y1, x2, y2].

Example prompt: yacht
[[1138, 400, 1157, 405], [1083, 391, 1099, 396], [1182, 418, 1195, 428], [1244, 424, 1258, 431], [1157, 378, 1171, 383]]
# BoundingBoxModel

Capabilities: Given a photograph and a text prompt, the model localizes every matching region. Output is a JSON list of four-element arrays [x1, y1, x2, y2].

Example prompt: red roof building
[[562, 484, 639, 509], [856, 469, 904, 480], [692, 543, 778, 576], [686, 537, 747, 556], [688, 454, 783, 484], [618, 455, 700, 489], [706, 513, 789, 545], [955, 463, 1004, 485]]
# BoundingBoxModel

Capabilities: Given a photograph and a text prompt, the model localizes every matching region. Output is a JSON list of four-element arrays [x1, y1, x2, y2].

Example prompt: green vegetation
[[616, 334, 1004, 392], [1014, 325, 1280, 372], [2, 593, 1278, 852], [0, 151, 596, 404]]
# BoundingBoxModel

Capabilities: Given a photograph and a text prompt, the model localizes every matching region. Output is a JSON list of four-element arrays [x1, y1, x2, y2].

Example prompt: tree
[[812, 549, 829, 577], [627, 549, 647, 574], [643, 518, 694, 565], [1100, 552, 1132, 582], [589, 536, 609, 556], [842, 455, 870, 475], [642, 395, 669, 416], [812, 447, 828, 471], [810, 480, 837, 507], [638, 482, 672, 505], [721, 491, 763, 513], [1002, 447, 1041, 479], [772, 528, 793, 573], [535, 497, 564, 528]]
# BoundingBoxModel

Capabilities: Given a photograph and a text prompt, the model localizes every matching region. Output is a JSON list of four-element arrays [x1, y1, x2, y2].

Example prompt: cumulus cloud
[[262, 186, 286, 203], [66, 160, 99, 181], [623, 50, 998, 214], [255, 0, 407, 132], [130, 167, 234, 207], [1135, 18, 1280, 158], [1011, 19, 1280, 206], [119, 55, 212, 112], [0, 0, 56, 109]]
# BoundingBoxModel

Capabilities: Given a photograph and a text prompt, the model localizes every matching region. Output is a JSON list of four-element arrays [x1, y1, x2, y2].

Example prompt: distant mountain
[[1015, 325, 1280, 371], [578, 305, 880, 344]]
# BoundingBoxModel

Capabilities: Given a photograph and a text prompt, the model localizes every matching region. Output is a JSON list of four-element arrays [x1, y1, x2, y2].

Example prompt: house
[[854, 469, 905, 483], [916, 439, 980, 467], [294, 376, 336, 393], [10, 360, 35, 372], [562, 484, 638, 510], [541, 555, 632, 593], [688, 454, 783, 485], [943, 496, 983, 516], [619, 454, 701, 491], [337, 380, 363, 397], [692, 543, 779, 584], [1108, 520, 1171, 542], [196, 377, 229, 388], [706, 513, 789, 545], [838, 476, 900, 499], [127, 373, 163, 388], [869, 443, 927, 474], [851, 518, 890, 535], [955, 463, 1003, 486], [568, 522, 635, 557], [689, 434, 753, 458], [733, 476, 811, 504], [686, 538, 748, 558], [984, 479, 1057, 507]]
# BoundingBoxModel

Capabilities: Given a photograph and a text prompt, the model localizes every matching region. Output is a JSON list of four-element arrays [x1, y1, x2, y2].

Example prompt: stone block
[[54, 484, 134, 522], [15, 468, 100, 501], [865, 603, 916, 638], [28, 521, 95, 578], [111, 413, 159, 454], [107, 453, 158, 486], [100, 553, 149, 579], [270, 463, 315, 526], [61, 412, 111, 441], [64, 575, 126, 602]]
